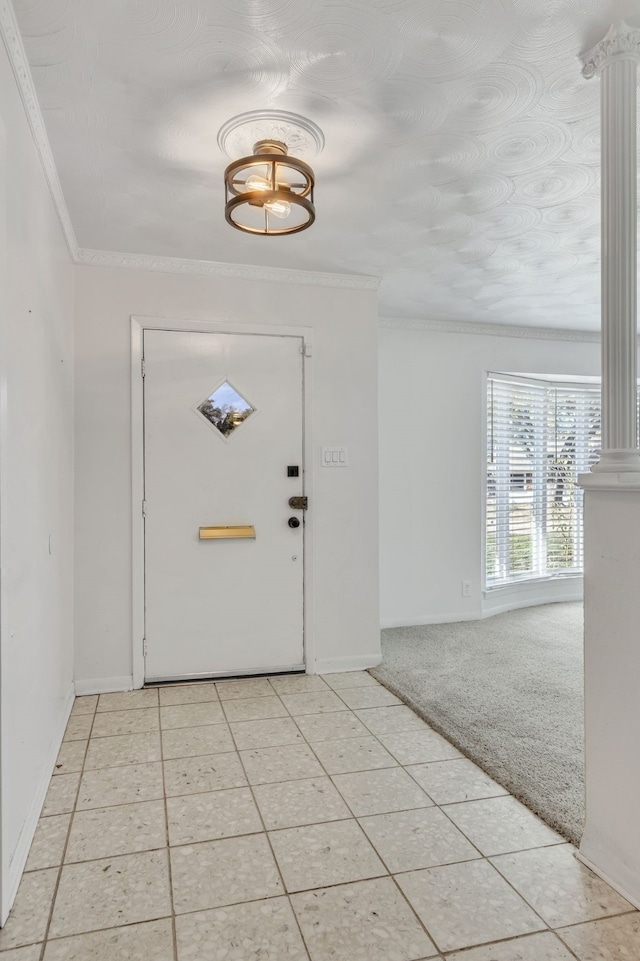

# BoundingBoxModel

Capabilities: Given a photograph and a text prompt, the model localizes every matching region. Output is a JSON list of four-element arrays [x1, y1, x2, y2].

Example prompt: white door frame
[[0, 114, 9, 924], [131, 315, 314, 689]]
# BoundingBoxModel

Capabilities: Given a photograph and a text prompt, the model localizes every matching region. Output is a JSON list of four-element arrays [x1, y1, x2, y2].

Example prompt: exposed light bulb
[[264, 198, 291, 219], [245, 174, 270, 192], [245, 173, 291, 215]]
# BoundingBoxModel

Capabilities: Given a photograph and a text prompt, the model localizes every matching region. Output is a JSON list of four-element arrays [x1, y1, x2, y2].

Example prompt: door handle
[[288, 517, 301, 529], [288, 496, 308, 510]]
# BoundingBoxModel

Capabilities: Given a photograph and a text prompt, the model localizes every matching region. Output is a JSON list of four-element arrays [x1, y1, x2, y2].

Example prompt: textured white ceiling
[[12, 0, 640, 330]]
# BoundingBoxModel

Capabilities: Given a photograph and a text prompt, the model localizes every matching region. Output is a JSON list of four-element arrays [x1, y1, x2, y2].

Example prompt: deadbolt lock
[[288, 496, 308, 510]]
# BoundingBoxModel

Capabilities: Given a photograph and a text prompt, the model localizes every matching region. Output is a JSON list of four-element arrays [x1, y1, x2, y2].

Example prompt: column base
[[581, 449, 640, 489], [589, 448, 640, 473], [580, 471, 640, 490]]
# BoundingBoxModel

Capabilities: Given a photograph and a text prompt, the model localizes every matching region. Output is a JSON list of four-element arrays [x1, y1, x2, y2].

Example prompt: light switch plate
[[321, 446, 348, 467]]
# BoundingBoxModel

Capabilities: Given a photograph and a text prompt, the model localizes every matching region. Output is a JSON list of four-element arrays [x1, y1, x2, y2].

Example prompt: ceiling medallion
[[219, 111, 324, 237]]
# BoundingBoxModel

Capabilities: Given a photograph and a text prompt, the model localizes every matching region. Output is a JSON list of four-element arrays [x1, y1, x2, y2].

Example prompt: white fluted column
[[581, 21, 640, 480], [576, 23, 640, 908]]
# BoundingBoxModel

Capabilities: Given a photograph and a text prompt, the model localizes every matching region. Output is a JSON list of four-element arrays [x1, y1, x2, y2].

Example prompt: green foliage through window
[[197, 382, 255, 438]]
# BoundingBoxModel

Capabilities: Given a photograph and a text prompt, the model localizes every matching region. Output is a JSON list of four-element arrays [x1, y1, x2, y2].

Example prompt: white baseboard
[[577, 836, 640, 911], [482, 590, 583, 618], [74, 675, 135, 696], [2, 681, 75, 925], [380, 612, 481, 629], [315, 653, 382, 675], [381, 591, 583, 629]]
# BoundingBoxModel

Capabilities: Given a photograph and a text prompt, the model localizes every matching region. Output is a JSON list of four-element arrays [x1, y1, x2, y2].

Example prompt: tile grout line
[[486, 846, 637, 933], [547, 913, 640, 961], [41, 693, 167, 949], [0, 883, 595, 958], [303, 695, 572, 856], [220, 690, 313, 961], [23, 886, 637, 960], [55, 677, 393, 769], [159, 700, 183, 961], [407, 788, 511, 807], [80, 730, 227, 770], [233, 686, 476, 837], [301, 707, 578, 936], [552, 906, 640, 932], [279, 681, 460, 956], [257, 680, 452, 957], [544, 929, 585, 961], [434, 796, 566, 862], [61, 760, 237, 818], [436, 929, 572, 959], [268, 678, 476, 955], [65, 761, 165, 815], [302, 684, 457, 955], [40, 688, 175, 961], [345, 699, 565, 942], [36, 694, 99, 959], [286, 686, 410, 792], [345, 692, 558, 957]]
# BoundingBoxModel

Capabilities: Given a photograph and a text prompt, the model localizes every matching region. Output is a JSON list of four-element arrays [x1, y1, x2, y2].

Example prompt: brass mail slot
[[199, 526, 256, 540]]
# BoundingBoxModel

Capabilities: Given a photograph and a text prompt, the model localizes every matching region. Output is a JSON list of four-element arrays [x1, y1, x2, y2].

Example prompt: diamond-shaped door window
[[197, 382, 255, 438]]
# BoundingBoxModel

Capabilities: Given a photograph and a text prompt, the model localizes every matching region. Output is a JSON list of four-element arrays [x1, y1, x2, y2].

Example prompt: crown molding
[[0, 0, 78, 256], [2, 5, 372, 298], [75, 247, 381, 291], [379, 316, 601, 343]]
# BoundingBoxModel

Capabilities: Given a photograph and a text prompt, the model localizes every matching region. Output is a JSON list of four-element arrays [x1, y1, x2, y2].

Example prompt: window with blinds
[[486, 374, 601, 588]]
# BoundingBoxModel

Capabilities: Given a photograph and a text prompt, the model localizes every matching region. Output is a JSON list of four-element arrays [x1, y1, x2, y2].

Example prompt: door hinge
[[141, 357, 146, 377], [301, 342, 312, 357], [142, 499, 147, 517], [143, 638, 147, 657]]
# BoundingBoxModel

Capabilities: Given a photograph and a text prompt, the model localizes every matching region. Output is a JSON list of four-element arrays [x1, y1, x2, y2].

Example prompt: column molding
[[578, 22, 640, 913], [582, 21, 640, 78], [580, 22, 640, 487]]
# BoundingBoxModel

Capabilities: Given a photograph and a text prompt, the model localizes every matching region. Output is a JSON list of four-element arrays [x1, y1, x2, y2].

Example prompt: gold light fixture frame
[[224, 139, 315, 236]]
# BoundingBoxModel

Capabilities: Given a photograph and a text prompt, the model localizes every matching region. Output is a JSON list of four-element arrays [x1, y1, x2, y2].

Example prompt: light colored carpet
[[372, 602, 584, 844]]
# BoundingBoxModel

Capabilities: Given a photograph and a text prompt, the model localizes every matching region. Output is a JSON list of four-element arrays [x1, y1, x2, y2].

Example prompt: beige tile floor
[[1, 671, 639, 960]]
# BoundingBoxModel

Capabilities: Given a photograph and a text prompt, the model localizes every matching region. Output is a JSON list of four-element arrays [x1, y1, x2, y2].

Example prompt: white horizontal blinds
[[486, 375, 602, 588], [546, 386, 600, 573], [486, 379, 498, 580], [487, 377, 546, 583]]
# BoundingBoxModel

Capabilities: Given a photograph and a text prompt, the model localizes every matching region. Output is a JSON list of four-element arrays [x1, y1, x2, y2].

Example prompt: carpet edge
[[368, 665, 583, 846]]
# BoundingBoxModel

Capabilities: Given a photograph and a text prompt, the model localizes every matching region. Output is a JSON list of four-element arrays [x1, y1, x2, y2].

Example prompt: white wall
[[0, 39, 74, 921], [379, 323, 603, 627], [74, 266, 380, 689], [579, 487, 640, 908]]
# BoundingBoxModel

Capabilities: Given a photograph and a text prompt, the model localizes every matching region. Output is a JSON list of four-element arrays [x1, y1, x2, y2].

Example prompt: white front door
[[143, 329, 305, 681]]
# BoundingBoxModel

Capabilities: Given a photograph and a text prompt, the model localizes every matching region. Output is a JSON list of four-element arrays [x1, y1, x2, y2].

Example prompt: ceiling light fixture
[[224, 139, 315, 236], [218, 111, 324, 238]]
